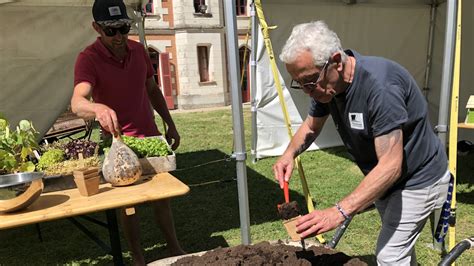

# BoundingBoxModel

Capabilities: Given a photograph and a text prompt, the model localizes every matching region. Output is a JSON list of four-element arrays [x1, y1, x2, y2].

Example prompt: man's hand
[[165, 126, 180, 150], [296, 207, 345, 239], [93, 104, 121, 137], [273, 154, 294, 189]]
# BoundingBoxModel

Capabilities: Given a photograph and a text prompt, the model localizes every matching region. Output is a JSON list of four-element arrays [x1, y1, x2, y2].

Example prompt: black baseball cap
[[93, 0, 132, 25]]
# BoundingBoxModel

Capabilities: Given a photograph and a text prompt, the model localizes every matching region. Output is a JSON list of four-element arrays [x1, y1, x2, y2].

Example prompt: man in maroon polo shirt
[[70, 0, 184, 264]]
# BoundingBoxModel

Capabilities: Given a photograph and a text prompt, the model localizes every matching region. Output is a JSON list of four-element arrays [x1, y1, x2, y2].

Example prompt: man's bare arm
[[145, 77, 180, 149], [71, 82, 95, 119], [145, 78, 176, 129], [285, 115, 328, 158], [70, 82, 120, 135], [338, 129, 403, 215]]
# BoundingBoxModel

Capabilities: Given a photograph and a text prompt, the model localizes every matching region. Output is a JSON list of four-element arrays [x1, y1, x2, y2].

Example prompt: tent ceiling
[[266, 0, 444, 5], [1, 0, 145, 7]]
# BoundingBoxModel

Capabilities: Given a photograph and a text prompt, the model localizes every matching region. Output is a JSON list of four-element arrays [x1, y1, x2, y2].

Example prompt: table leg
[[35, 223, 43, 242], [106, 209, 124, 266]]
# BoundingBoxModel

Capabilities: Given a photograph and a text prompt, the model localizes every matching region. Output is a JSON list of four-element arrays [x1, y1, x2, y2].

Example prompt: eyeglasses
[[101, 24, 131, 37], [290, 60, 329, 90]]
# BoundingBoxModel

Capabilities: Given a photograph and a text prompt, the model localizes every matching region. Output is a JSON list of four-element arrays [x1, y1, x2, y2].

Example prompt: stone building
[[129, 0, 251, 110]]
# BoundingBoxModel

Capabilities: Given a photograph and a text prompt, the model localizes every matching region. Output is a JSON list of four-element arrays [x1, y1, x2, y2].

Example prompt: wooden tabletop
[[458, 123, 474, 129], [0, 173, 189, 230]]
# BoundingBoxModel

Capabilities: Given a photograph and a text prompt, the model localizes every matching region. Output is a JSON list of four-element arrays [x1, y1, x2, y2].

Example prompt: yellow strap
[[448, 0, 462, 255], [255, 0, 325, 244]]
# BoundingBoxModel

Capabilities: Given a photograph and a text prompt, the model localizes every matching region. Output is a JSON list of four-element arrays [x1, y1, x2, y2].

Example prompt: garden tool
[[277, 181, 305, 250], [277, 182, 300, 219]]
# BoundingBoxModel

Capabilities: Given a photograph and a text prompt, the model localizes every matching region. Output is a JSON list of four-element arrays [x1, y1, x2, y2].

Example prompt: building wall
[[133, 0, 250, 110], [175, 30, 229, 109], [145, 0, 171, 29], [173, 0, 223, 28]]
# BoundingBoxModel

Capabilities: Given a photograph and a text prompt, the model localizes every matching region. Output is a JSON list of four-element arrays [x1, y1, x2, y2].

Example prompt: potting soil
[[171, 241, 366, 265], [278, 201, 300, 220]]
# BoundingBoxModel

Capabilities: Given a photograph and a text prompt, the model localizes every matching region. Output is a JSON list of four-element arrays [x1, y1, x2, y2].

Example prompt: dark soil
[[278, 201, 300, 220], [171, 241, 367, 265]]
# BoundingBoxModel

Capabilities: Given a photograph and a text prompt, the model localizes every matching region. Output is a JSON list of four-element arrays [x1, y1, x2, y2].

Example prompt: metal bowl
[[0, 172, 44, 212]]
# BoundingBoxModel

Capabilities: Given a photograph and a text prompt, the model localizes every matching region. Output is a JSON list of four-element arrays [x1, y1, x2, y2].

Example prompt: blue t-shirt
[[309, 50, 447, 190]]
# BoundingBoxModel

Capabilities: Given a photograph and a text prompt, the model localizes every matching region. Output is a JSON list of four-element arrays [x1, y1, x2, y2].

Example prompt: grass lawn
[[0, 106, 472, 265]]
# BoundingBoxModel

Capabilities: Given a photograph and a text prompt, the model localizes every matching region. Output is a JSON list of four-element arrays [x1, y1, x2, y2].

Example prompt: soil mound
[[171, 241, 366, 265]]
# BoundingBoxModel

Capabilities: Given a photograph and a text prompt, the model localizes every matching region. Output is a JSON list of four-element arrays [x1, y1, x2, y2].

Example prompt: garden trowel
[[277, 182, 300, 219], [277, 181, 305, 250]]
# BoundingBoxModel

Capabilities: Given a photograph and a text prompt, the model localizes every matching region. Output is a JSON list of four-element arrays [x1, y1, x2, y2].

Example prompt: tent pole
[[436, 0, 457, 146], [422, 1, 438, 98], [433, 0, 457, 254], [250, 1, 258, 163], [223, 0, 251, 245], [133, 9, 148, 49], [447, 0, 462, 254]]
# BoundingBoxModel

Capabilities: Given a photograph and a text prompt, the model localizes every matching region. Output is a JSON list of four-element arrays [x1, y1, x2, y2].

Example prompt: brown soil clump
[[278, 201, 300, 220], [171, 241, 366, 265]]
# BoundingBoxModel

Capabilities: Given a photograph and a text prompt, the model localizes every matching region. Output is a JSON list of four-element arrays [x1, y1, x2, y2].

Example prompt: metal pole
[[134, 9, 148, 49], [223, 0, 251, 245], [422, 1, 437, 98], [436, 0, 457, 146], [250, 1, 258, 163]]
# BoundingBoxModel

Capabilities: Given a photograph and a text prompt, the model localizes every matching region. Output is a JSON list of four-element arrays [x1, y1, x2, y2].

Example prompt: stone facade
[[131, 0, 250, 110]]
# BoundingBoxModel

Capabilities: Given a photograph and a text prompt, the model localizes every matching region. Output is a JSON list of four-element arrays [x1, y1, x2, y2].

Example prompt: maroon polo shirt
[[74, 37, 159, 137]]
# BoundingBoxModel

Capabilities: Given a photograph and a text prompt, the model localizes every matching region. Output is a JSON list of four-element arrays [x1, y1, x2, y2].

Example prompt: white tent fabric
[[256, 29, 342, 158], [255, 28, 342, 158], [255, 0, 473, 159], [0, 0, 471, 150], [0, 1, 96, 136], [0, 0, 143, 137]]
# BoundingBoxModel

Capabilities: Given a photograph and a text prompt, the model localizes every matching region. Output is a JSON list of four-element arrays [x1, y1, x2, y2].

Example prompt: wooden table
[[0, 173, 190, 265], [458, 122, 474, 129]]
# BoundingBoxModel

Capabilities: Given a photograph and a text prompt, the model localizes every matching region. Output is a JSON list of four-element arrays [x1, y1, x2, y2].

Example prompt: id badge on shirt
[[349, 113, 364, 130]]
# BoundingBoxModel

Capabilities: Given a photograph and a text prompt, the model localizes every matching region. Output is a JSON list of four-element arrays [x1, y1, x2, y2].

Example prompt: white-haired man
[[273, 21, 449, 265]]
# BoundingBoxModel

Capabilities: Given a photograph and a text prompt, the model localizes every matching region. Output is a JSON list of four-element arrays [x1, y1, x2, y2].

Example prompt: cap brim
[[96, 18, 133, 27]]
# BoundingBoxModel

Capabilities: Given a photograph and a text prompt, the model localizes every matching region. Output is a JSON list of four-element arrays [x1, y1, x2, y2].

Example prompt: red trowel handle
[[283, 181, 289, 203]]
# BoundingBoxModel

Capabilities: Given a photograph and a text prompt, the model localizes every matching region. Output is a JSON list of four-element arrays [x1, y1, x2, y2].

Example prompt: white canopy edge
[[0, 0, 145, 137], [254, 0, 473, 159]]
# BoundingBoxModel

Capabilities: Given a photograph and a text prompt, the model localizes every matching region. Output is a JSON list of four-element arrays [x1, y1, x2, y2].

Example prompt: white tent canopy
[[1, 0, 471, 153], [254, 0, 473, 158], [0, 1, 96, 135], [0, 0, 145, 136]]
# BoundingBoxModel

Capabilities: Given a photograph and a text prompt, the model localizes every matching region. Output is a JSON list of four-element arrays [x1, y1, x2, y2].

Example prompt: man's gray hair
[[279, 21, 347, 66]]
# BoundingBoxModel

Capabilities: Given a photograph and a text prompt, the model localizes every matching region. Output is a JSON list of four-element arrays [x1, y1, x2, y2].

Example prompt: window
[[148, 49, 160, 85], [236, 0, 247, 16], [194, 0, 207, 13], [145, 0, 154, 14], [197, 46, 210, 82]]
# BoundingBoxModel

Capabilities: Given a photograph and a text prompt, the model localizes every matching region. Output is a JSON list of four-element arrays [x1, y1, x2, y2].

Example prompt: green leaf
[[17, 161, 36, 172], [0, 116, 39, 174], [18, 120, 32, 131], [21, 147, 32, 161], [0, 119, 7, 132]]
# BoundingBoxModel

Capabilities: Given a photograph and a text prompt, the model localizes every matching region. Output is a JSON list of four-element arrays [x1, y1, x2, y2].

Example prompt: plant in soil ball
[[0, 115, 39, 174]]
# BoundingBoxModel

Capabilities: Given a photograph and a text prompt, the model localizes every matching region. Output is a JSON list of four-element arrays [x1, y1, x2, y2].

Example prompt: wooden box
[[139, 154, 176, 175], [283, 216, 302, 241], [138, 136, 176, 175], [73, 167, 100, 197]]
